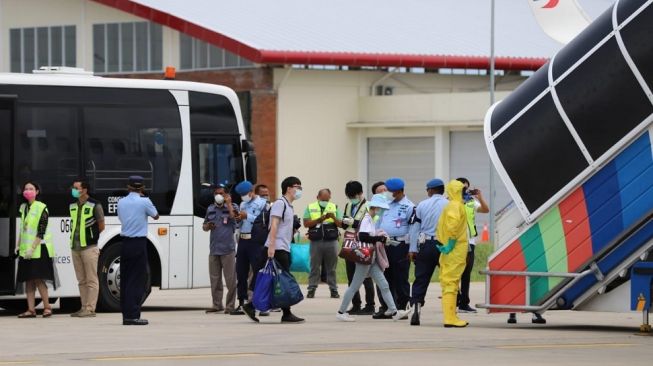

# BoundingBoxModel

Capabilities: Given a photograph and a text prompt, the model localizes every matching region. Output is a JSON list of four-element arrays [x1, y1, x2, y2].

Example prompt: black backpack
[[250, 199, 286, 245]]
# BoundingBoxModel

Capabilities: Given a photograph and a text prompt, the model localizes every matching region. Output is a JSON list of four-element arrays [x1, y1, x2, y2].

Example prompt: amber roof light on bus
[[164, 66, 176, 80]]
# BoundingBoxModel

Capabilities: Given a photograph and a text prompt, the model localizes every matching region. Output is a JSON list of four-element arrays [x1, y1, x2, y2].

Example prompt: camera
[[293, 215, 302, 231], [468, 189, 479, 195]]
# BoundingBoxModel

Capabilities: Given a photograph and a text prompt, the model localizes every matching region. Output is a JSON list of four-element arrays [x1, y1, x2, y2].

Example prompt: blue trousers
[[410, 239, 441, 306], [382, 242, 410, 310], [236, 237, 263, 302], [120, 237, 148, 320]]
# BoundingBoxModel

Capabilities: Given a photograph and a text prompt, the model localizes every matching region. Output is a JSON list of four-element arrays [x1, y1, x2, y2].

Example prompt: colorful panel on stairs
[[488, 132, 653, 312]]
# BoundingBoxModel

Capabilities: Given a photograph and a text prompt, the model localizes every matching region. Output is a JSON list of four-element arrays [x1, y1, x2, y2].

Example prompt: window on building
[[9, 26, 76, 73], [93, 22, 163, 73], [179, 33, 253, 70]]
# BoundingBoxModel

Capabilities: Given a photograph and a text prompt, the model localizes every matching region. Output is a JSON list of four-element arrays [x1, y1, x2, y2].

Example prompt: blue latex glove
[[437, 238, 456, 254]]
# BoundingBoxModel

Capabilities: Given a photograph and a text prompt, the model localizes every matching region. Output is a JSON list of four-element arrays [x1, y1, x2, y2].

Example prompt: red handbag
[[339, 230, 374, 265]]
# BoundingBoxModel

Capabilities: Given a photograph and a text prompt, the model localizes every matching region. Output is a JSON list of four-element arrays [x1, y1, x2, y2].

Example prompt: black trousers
[[346, 259, 375, 308], [410, 239, 441, 306], [381, 242, 410, 310], [236, 237, 263, 302], [458, 244, 476, 307], [120, 237, 148, 320], [250, 247, 293, 313]]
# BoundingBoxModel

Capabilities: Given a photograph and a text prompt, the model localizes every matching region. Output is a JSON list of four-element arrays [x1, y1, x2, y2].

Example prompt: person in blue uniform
[[117, 176, 159, 325]]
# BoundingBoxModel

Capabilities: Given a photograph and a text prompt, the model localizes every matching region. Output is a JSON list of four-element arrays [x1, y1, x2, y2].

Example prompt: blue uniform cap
[[385, 177, 405, 192], [426, 178, 444, 189], [128, 175, 144, 188], [234, 181, 253, 196]]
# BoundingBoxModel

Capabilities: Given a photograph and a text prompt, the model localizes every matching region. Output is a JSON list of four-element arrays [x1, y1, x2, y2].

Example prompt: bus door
[[190, 135, 243, 288], [0, 96, 16, 294]]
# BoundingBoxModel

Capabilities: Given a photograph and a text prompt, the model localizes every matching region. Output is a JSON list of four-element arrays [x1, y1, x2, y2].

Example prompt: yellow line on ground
[[91, 353, 260, 362], [496, 343, 637, 350], [301, 347, 450, 355]]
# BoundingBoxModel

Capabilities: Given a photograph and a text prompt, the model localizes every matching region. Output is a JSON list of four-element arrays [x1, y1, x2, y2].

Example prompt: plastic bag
[[290, 243, 310, 273], [252, 259, 276, 311], [271, 260, 304, 308]]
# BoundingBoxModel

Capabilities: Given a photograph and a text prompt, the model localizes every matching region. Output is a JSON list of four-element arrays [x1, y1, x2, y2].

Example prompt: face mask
[[350, 198, 360, 205], [23, 190, 36, 201], [261, 195, 270, 202], [294, 189, 303, 200], [72, 188, 81, 199], [241, 195, 252, 203], [383, 191, 393, 201], [319, 200, 328, 208], [214, 194, 225, 205]]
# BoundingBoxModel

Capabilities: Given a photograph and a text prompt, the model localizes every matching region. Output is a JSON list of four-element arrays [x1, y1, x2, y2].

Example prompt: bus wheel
[[97, 242, 151, 312]]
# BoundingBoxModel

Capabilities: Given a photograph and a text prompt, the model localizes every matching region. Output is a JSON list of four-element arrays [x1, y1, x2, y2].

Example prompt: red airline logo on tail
[[534, 0, 560, 9]]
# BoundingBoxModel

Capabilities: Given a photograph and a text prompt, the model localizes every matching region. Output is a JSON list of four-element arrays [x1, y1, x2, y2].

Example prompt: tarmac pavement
[[1, 283, 652, 365]]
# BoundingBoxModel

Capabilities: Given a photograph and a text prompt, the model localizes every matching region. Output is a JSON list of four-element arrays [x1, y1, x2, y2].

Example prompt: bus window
[[83, 106, 182, 215], [193, 139, 242, 217], [14, 105, 80, 216]]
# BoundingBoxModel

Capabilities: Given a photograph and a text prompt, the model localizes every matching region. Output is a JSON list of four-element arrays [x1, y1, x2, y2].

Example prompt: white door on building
[[367, 137, 435, 204], [449, 131, 512, 229]]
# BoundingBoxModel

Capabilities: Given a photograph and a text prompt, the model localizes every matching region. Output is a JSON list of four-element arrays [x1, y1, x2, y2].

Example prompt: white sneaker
[[392, 308, 412, 321], [336, 312, 356, 322]]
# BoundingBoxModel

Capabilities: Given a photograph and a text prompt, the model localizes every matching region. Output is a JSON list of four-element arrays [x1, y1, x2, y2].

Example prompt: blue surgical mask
[[319, 200, 328, 208], [71, 188, 81, 199], [294, 189, 303, 200], [350, 198, 360, 205]]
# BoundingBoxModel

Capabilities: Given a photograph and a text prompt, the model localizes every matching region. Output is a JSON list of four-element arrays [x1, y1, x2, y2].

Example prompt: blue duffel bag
[[252, 259, 276, 312], [271, 260, 304, 308]]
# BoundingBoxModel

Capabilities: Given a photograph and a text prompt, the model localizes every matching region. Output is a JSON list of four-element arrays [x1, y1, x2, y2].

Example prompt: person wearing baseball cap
[[233, 180, 267, 313], [407, 178, 448, 325], [373, 177, 415, 319], [117, 175, 159, 325]]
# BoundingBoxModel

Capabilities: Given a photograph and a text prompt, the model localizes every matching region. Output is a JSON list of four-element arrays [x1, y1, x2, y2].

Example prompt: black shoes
[[458, 305, 478, 313], [372, 308, 392, 319], [307, 289, 316, 298], [347, 305, 362, 314], [229, 306, 245, 315], [281, 313, 305, 323], [507, 313, 517, 324], [411, 303, 421, 326], [330, 290, 340, 299], [242, 303, 259, 323], [358, 305, 375, 315], [532, 313, 547, 324], [123, 318, 148, 325]]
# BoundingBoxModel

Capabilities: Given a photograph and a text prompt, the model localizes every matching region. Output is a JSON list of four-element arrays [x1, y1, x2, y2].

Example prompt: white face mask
[[241, 195, 252, 203], [214, 194, 225, 205], [383, 191, 393, 201]]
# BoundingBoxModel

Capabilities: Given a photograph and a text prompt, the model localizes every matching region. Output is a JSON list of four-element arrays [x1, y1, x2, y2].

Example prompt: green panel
[[539, 207, 568, 290], [519, 224, 548, 304]]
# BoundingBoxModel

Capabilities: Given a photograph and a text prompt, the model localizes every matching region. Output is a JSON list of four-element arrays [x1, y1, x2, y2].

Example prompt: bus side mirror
[[245, 151, 257, 184], [241, 140, 253, 153]]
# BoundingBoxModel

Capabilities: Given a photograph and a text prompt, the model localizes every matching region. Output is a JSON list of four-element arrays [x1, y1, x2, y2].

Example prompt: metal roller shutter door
[[367, 137, 435, 203]]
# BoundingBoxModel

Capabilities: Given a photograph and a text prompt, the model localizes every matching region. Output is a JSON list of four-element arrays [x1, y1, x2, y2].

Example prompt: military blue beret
[[234, 181, 253, 196], [385, 177, 405, 191], [426, 178, 444, 189]]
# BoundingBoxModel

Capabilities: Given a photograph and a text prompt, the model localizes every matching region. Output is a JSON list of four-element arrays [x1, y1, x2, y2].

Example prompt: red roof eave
[[92, 0, 548, 71]]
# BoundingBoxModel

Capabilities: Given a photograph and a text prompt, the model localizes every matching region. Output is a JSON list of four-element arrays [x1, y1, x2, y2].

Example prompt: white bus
[[0, 68, 257, 311]]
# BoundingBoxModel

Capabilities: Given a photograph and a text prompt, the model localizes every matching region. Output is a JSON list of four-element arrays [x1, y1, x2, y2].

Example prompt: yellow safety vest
[[307, 201, 338, 224], [464, 200, 478, 238], [344, 200, 368, 233], [69, 199, 99, 248], [18, 201, 54, 259]]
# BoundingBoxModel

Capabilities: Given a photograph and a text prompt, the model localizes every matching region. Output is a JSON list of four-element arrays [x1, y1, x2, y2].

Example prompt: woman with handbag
[[15, 181, 57, 318], [336, 194, 411, 322]]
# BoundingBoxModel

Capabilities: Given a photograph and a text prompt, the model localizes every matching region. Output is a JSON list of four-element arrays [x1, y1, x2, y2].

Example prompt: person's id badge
[[223, 216, 228, 225], [395, 218, 401, 228]]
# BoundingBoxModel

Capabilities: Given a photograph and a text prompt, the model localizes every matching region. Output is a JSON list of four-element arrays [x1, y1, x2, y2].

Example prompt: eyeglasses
[[292, 185, 303, 190]]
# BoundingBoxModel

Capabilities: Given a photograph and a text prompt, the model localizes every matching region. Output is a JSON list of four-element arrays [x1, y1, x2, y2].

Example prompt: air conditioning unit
[[375, 85, 394, 96]]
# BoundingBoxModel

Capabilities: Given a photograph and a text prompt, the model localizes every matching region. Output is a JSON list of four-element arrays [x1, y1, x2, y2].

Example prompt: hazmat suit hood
[[445, 180, 465, 204]]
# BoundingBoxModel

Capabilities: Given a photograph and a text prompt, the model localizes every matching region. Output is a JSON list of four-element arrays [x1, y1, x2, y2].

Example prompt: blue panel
[[615, 134, 653, 228], [583, 161, 624, 253]]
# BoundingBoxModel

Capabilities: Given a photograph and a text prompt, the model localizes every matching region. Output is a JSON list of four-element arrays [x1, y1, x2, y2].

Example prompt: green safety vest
[[307, 201, 338, 224], [18, 201, 54, 259], [344, 200, 368, 233], [464, 200, 478, 238], [69, 199, 100, 248]]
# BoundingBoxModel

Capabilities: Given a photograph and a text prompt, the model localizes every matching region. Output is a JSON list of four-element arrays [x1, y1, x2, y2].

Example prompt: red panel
[[559, 188, 593, 272], [488, 240, 527, 313], [90, 0, 548, 70]]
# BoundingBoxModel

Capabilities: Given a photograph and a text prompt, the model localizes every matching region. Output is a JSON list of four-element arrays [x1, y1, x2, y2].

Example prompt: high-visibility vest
[[69, 199, 100, 248], [18, 201, 54, 259], [307, 201, 338, 224], [464, 200, 478, 238], [344, 200, 368, 233]]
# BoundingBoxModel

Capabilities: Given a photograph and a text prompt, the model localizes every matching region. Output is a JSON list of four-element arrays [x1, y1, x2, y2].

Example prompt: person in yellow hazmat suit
[[435, 180, 469, 328]]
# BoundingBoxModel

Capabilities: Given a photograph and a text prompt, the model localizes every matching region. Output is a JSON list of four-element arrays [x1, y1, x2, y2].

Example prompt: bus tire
[[97, 242, 151, 312]]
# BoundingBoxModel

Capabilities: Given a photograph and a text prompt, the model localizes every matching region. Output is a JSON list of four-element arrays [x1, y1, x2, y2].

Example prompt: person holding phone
[[202, 184, 239, 314]]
